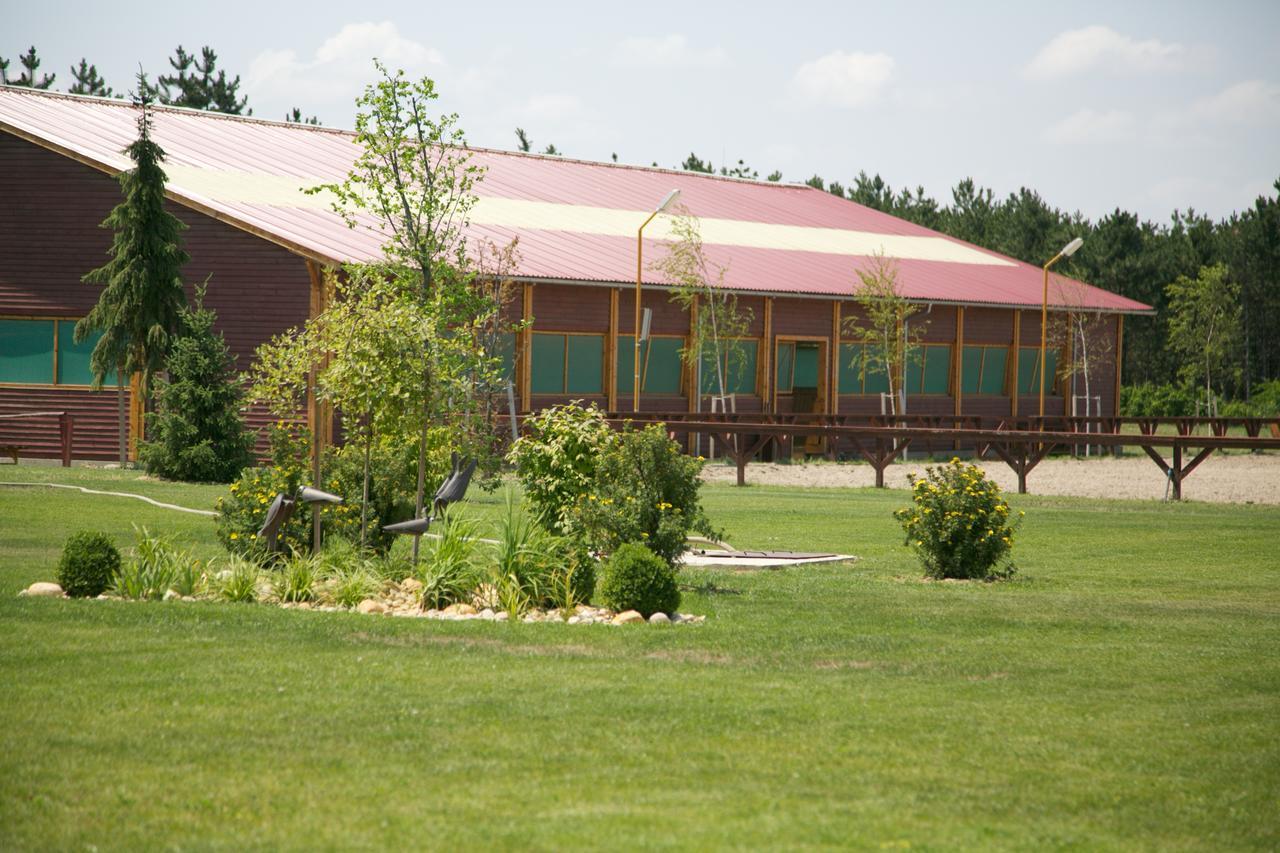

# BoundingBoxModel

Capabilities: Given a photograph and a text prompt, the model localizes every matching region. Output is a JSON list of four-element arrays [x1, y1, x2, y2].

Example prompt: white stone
[[567, 615, 581, 625], [648, 612, 670, 624], [400, 577, 424, 594], [612, 610, 645, 625], [163, 589, 181, 602], [21, 582, 64, 598], [356, 599, 387, 615], [443, 603, 477, 616]]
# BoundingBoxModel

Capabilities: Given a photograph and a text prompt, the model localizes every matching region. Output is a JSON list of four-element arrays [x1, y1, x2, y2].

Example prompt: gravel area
[[701, 451, 1280, 504]]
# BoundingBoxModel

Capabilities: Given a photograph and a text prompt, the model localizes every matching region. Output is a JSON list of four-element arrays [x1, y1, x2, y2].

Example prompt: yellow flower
[[230, 532, 239, 540]]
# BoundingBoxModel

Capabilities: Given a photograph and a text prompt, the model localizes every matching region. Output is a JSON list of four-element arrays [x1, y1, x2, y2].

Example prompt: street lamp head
[[656, 189, 681, 213], [1061, 237, 1084, 257]]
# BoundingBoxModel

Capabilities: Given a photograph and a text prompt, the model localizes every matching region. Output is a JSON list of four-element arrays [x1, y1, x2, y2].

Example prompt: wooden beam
[[830, 301, 841, 416], [1010, 311, 1021, 417], [520, 283, 533, 411], [954, 307, 964, 418], [607, 288, 619, 412], [762, 297, 773, 414], [1113, 314, 1124, 418], [127, 371, 144, 461]]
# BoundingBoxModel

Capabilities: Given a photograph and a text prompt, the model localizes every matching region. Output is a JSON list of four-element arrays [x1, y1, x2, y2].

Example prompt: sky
[[8, 0, 1279, 222]]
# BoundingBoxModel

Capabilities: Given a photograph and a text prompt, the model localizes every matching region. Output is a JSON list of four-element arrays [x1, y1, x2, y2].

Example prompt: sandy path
[[701, 452, 1280, 504]]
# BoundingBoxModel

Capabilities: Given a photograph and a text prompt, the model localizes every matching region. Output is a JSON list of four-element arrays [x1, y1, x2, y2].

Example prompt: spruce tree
[[158, 45, 249, 114], [2, 46, 55, 88], [138, 283, 255, 482], [77, 74, 190, 464], [69, 59, 113, 96], [285, 107, 320, 125]]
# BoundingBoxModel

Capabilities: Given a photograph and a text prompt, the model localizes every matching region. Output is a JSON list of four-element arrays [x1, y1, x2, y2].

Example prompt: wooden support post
[[1010, 312, 1021, 417], [59, 413, 73, 467], [762, 297, 773, 414], [1172, 442, 1183, 501], [607, 288, 619, 413], [687, 295, 700, 454], [520, 283, 533, 412], [830, 301, 841, 416], [128, 372, 144, 461], [1113, 314, 1124, 417], [954, 307, 964, 446]]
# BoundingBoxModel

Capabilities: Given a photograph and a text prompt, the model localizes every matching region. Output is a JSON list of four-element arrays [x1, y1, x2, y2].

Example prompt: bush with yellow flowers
[[894, 458, 1022, 580]]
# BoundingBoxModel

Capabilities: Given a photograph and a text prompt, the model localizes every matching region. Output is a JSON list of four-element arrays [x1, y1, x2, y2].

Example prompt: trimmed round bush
[[57, 530, 121, 597], [598, 542, 680, 617]]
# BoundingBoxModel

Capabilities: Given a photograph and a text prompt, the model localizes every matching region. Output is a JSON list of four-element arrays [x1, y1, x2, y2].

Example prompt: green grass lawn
[[1, 464, 1278, 849]]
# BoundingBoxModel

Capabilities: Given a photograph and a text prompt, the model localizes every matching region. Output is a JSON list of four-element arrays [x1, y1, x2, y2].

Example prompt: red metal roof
[[0, 87, 1152, 314]]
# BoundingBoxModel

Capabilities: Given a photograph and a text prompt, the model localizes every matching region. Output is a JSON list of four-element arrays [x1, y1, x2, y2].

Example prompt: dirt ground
[[701, 451, 1280, 505]]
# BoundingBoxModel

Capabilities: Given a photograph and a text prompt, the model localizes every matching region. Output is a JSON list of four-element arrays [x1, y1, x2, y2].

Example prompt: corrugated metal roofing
[[0, 86, 1152, 314]]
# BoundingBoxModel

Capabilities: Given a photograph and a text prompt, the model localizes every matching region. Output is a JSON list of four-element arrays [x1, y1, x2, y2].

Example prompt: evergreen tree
[[515, 127, 532, 151], [542, 143, 561, 156], [680, 152, 713, 173], [157, 46, 249, 114], [77, 73, 190, 464], [68, 59, 112, 96], [138, 283, 255, 482], [766, 170, 783, 182], [3, 46, 56, 88], [285, 107, 321, 125]]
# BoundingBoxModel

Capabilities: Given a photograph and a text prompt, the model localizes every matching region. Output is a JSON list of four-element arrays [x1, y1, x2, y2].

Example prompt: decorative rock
[[479, 608, 496, 620], [443, 603, 477, 616], [356, 599, 387, 615], [20, 582, 64, 598], [648, 612, 670, 624], [401, 577, 424, 594], [495, 611, 509, 621], [163, 589, 181, 602], [567, 615, 581, 625], [612, 610, 645, 625]]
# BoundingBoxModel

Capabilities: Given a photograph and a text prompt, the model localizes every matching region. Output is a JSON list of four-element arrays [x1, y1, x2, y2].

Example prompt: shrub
[[1120, 382, 1197, 418], [324, 429, 452, 554], [328, 564, 380, 609], [570, 423, 715, 567], [137, 286, 255, 483], [215, 556, 259, 603], [111, 527, 190, 600], [56, 531, 120, 598], [214, 424, 348, 561], [598, 543, 680, 617], [273, 552, 321, 603], [507, 401, 616, 536], [894, 458, 1022, 581], [417, 508, 481, 609]]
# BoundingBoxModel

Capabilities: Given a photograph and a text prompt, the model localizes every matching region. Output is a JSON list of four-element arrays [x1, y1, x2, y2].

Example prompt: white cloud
[[792, 51, 894, 108], [1187, 79, 1280, 124], [247, 22, 443, 107], [1044, 108, 1136, 144], [1025, 25, 1184, 78], [614, 34, 727, 68]]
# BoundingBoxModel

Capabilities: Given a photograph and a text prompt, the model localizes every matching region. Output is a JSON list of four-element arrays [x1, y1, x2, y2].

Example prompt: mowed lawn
[[1, 464, 1278, 850]]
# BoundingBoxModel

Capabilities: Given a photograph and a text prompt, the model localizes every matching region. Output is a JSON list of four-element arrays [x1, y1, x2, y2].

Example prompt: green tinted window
[[619, 335, 684, 395], [961, 346, 983, 395], [904, 352, 923, 396], [495, 333, 516, 383], [1017, 347, 1059, 395], [979, 346, 1008, 395], [0, 319, 54, 384], [530, 333, 565, 393], [838, 344, 860, 394], [921, 345, 951, 394], [565, 335, 603, 394], [864, 354, 889, 394], [57, 323, 121, 386], [793, 344, 819, 388], [700, 339, 757, 395], [775, 342, 794, 393]]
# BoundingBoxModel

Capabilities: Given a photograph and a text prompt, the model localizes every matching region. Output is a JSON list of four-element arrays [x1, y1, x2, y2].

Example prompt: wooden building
[[0, 88, 1151, 461]]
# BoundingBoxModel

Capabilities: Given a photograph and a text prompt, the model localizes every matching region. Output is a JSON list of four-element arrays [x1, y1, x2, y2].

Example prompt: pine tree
[[285, 107, 321, 125], [3, 46, 56, 88], [138, 283, 255, 482], [515, 128, 531, 151], [68, 59, 112, 96], [77, 73, 190, 464], [157, 45, 249, 114]]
